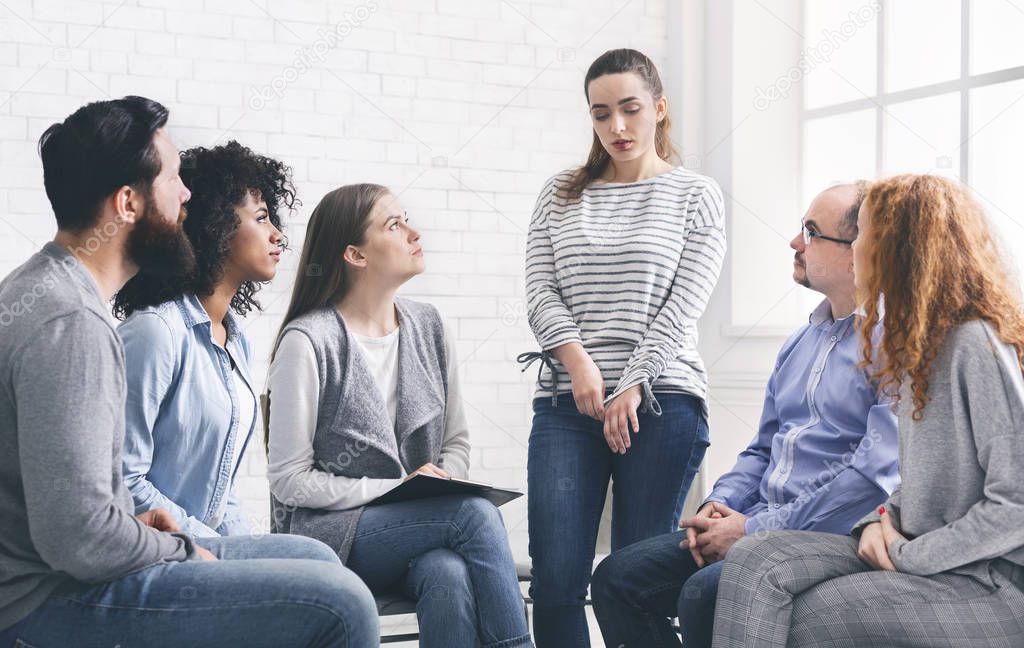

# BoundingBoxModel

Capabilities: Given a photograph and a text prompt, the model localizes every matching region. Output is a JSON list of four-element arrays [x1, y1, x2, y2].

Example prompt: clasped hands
[[856, 506, 906, 572], [678, 501, 748, 567], [136, 508, 217, 561], [677, 502, 906, 572], [566, 353, 642, 455]]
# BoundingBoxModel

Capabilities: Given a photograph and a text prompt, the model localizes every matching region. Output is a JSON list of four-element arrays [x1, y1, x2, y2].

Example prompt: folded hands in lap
[[679, 501, 747, 568], [857, 506, 905, 572]]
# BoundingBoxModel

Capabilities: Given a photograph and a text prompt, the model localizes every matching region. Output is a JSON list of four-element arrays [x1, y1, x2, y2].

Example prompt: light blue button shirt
[[706, 299, 900, 535], [120, 293, 257, 537]]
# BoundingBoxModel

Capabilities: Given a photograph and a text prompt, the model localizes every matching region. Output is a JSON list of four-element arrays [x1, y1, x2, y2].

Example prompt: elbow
[[268, 468, 317, 508], [34, 533, 111, 583], [122, 476, 158, 513], [121, 472, 146, 498], [267, 472, 290, 504]]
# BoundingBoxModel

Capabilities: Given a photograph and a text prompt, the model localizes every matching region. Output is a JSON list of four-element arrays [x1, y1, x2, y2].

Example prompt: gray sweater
[[852, 320, 1024, 589], [0, 243, 192, 631]]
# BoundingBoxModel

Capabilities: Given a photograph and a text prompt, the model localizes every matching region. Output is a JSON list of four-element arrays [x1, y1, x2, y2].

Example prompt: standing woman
[[712, 175, 1024, 647], [522, 48, 726, 646], [115, 140, 293, 537], [267, 184, 533, 648]]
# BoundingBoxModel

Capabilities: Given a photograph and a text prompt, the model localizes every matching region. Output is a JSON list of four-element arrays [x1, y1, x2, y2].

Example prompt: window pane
[[882, 92, 960, 177], [803, 0, 879, 109], [971, 1, 1024, 75], [970, 79, 1024, 280], [885, 0, 961, 92], [802, 109, 876, 207]]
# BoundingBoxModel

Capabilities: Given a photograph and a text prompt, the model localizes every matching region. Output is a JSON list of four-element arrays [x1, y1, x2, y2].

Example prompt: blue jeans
[[0, 534, 378, 648], [591, 530, 722, 648], [527, 393, 709, 648], [346, 494, 532, 648]]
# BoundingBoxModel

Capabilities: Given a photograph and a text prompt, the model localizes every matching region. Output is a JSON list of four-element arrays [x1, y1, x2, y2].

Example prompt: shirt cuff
[[605, 378, 662, 416], [170, 532, 200, 561], [888, 536, 912, 572]]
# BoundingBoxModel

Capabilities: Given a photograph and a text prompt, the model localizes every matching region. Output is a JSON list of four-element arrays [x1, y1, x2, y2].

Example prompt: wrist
[[552, 342, 590, 373]]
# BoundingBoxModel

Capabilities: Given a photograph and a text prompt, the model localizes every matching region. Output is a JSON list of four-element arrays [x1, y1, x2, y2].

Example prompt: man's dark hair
[[38, 96, 169, 232], [839, 180, 869, 240], [113, 141, 297, 320]]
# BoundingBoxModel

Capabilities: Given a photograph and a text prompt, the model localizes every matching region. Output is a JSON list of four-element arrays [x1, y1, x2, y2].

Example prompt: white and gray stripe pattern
[[524, 166, 726, 417]]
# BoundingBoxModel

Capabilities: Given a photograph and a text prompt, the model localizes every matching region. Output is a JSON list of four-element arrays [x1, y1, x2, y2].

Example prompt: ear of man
[[112, 185, 144, 225]]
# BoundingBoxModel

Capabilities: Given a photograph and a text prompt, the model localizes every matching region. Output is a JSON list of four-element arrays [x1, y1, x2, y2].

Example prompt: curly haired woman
[[711, 174, 1024, 647], [114, 140, 294, 537]]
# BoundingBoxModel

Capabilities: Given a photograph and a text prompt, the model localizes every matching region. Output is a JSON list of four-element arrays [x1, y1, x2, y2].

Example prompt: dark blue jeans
[[527, 393, 709, 648], [591, 529, 723, 648]]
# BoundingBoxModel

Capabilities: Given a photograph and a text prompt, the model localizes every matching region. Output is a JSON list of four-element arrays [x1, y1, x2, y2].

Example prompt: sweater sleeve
[[438, 322, 470, 479], [525, 175, 584, 351], [606, 180, 726, 411], [267, 330, 401, 510], [888, 330, 1024, 575], [851, 486, 904, 538], [17, 312, 191, 582]]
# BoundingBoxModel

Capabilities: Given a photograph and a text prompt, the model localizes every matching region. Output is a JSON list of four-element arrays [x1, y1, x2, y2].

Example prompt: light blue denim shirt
[[120, 293, 257, 537], [706, 299, 900, 535]]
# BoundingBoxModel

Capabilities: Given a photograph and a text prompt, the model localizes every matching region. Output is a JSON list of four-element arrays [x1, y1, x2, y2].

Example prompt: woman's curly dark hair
[[113, 140, 298, 320]]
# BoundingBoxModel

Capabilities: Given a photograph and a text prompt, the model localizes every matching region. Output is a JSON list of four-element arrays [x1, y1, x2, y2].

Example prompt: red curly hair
[[857, 174, 1024, 420]]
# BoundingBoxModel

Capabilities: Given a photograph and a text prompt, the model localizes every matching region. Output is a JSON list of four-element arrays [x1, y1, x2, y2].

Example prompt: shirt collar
[[808, 298, 858, 328], [808, 299, 834, 327], [175, 293, 243, 344]]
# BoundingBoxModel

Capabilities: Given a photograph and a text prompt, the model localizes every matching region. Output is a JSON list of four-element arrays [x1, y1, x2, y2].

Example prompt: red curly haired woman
[[710, 174, 1024, 647]]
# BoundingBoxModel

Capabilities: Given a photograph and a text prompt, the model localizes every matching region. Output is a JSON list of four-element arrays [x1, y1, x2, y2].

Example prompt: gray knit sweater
[[852, 320, 1024, 589], [0, 244, 193, 631]]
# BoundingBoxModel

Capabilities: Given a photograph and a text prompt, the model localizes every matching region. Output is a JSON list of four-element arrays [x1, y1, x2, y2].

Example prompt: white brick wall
[[0, 0, 672, 562]]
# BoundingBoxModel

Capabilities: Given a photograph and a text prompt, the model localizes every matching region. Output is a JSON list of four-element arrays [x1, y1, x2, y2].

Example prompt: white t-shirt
[[351, 328, 400, 428], [266, 320, 471, 511]]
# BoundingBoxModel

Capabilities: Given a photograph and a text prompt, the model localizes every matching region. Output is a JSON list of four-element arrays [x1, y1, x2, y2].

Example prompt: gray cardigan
[[853, 320, 1024, 590], [270, 298, 449, 563]]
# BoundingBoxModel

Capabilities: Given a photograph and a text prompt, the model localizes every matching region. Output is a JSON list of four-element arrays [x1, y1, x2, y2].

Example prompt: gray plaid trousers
[[711, 531, 1024, 648]]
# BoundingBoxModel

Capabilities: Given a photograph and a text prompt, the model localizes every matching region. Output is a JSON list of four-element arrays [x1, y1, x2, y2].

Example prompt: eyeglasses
[[802, 222, 854, 246]]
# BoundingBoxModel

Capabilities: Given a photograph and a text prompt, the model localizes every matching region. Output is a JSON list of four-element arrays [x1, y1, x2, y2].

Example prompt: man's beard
[[795, 256, 812, 288], [126, 201, 196, 277]]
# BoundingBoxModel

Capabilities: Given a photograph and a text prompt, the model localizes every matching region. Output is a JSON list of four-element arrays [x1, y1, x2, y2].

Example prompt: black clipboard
[[369, 474, 523, 508]]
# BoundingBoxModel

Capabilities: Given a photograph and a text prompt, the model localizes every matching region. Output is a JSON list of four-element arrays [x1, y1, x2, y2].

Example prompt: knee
[[456, 495, 504, 530], [529, 557, 590, 607], [276, 534, 342, 564], [590, 552, 629, 607], [302, 564, 379, 643], [725, 532, 785, 568], [729, 530, 817, 568]]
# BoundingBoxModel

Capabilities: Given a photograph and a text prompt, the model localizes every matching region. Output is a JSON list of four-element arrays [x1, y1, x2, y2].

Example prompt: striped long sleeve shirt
[[524, 166, 726, 417]]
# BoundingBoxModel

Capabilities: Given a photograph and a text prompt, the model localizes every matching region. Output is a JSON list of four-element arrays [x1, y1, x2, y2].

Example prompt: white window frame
[[800, 1, 1024, 198]]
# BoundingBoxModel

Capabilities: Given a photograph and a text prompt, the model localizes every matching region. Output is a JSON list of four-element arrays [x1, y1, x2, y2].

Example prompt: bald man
[[590, 182, 899, 648]]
